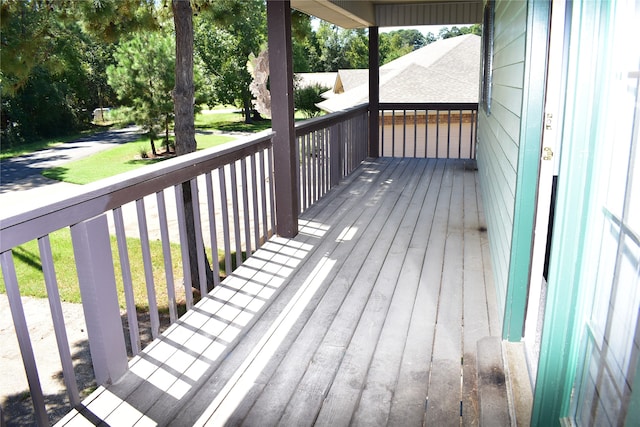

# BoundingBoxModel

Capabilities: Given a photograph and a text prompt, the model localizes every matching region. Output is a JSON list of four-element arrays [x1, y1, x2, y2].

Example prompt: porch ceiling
[[291, 0, 483, 29]]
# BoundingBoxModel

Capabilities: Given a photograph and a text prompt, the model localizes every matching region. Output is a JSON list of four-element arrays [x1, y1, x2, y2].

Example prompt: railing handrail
[[295, 104, 369, 135], [0, 130, 274, 252], [379, 102, 478, 110]]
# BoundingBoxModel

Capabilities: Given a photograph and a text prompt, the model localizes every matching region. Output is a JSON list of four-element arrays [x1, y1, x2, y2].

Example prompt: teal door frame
[[501, 0, 551, 341], [531, 0, 615, 423]]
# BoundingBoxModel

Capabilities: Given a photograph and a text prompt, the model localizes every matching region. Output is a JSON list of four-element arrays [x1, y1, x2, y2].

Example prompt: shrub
[[294, 84, 329, 118]]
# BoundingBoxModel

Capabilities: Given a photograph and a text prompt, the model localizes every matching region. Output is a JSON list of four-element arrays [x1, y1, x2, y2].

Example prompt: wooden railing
[[295, 104, 369, 213], [0, 105, 371, 426], [0, 131, 276, 425], [0, 101, 468, 425], [379, 102, 478, 159]]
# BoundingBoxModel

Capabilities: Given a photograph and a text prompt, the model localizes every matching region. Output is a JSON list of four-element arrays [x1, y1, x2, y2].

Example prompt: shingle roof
[[316, 34, 481, 112]]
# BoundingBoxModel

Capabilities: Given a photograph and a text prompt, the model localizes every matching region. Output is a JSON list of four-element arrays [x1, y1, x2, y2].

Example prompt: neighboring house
[[307, 35, 480, 158], [315, 34, 480, 112], [289, 0, 640, 425], [293, 71, 337, 93]]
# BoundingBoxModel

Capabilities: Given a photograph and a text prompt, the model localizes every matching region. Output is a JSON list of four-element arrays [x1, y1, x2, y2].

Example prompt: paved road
[[0, 126, 140, 192], [0, 126, 141, 218]]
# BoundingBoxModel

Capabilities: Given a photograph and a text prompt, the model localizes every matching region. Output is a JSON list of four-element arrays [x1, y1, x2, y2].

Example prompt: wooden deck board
[[424, 163, 464, 427], [56, 158, 500, 427]]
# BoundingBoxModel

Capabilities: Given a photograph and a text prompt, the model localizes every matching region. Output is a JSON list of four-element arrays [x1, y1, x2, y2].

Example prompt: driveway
[[1, 126, 140, 189], [0, 126, 141, 218]]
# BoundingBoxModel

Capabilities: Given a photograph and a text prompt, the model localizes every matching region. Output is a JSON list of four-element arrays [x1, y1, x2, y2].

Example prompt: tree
[[291, 11, 319, 73], [310, 22, 371, 71], [0, 2, 120, 145], [379, 29, 429, 65], [0, 0, 155, 145], [343, 28, 369, 69], [194, 0, 266, 123], [438, 24, 481, 39], [294, 84, 329, 118], [107, 31, 175, 156]]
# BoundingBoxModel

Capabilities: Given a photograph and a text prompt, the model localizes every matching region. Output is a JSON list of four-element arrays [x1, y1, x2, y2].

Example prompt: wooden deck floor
[[57, 158, 500, 427]]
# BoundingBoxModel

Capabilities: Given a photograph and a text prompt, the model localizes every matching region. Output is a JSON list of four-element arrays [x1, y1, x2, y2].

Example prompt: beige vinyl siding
[[375, 2, 483, 27], [477, 0, 527, 321]]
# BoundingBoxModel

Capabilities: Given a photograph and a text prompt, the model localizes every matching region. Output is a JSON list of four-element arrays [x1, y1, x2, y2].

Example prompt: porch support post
[[71, 215, 128, 385], [267, 0, 298, 237], [368, 26, 380, 158]]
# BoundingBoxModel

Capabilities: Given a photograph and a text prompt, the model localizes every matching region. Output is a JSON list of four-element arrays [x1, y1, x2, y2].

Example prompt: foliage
[[291, 11, 318, 72], [0, 0, 147, 146], [194, 0, 266, 123], [380, 29, 429, 64], [312, 21, 369, 72], [107, 31, 176, 155], [439, 24, 482, 39], [294, 84, 329, 118]]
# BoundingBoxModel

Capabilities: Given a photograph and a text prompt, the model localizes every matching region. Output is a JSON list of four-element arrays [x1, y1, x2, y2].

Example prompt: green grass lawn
[[2, 111, 258, 309], [0, 228, 235, 312], [195, 110, 273, 133], [42, 133, 234, 185]]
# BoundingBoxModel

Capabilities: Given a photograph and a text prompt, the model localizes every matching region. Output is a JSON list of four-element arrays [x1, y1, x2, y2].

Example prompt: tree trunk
[[172, 0, 213, 293], [150, 137, 157, 157], [243, 97, 253, 124], [164, 116, 170, 152], [172, 0, 196, 155]]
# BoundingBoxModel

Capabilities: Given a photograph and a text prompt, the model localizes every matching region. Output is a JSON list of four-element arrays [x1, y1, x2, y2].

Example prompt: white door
[[522, 0, 567, 382]]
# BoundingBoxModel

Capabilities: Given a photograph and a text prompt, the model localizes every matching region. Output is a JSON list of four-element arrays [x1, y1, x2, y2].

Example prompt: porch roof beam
[[291, 0, 483, 29]]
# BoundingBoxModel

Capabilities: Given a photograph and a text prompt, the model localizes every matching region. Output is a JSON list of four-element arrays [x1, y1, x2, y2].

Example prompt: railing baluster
[[136, 198, 160, 339], [38, 235, 80, 407], [381, 110, 385, 156], [300, 134, 306, 212], [189, 179, 208, 296], [403, 109, 407, 157], [268, 146, 276, 234], [259, 150, 269, 241], [392, 110, 396, 157], [413, 109, 418, 157], [174, 183, 194, 310], [156, 190, 178, 322], [205, 172, 221, 289], [1, 250, 49, 427], [436, 109, 440, 159], [324, 128, 330, 194], [473, 109, 479, 159], [459, 109, 463, 159], [241, 158, 252, 256], [113, 206, 141, 354], [425, 109, 429, 158], [447, 108, 452, 158], [313, 130, 318, 204], [250, 154, 261, 251], [230, 163, 243, 269], [219, 167, 232, 277]]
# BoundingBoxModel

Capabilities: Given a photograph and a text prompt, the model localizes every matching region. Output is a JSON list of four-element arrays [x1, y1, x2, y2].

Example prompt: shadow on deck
[[57, 158, 502, 426]]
